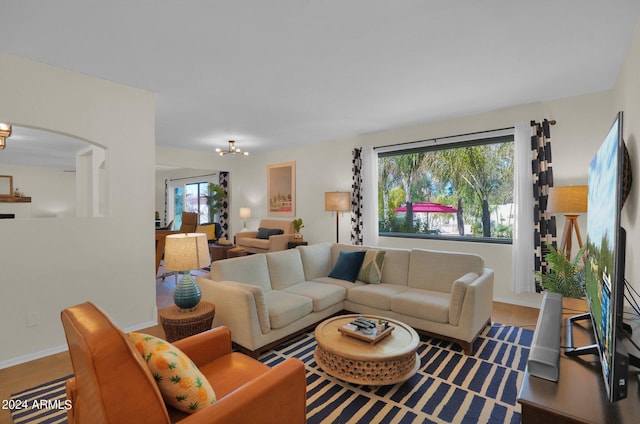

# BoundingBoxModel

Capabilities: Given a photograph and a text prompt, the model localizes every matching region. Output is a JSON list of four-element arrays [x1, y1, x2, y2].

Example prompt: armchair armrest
[[179, 358, 306, 424], [172, 326, 232, 367], [269, 233, 293, 252], [235, 231, 258, 240]]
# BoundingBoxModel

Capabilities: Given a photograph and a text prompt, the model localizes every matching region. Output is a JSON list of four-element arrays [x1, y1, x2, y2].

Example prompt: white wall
[[0, 53, 156, 367], [0, 164, 76, 218], [613, 21, 640, 296]]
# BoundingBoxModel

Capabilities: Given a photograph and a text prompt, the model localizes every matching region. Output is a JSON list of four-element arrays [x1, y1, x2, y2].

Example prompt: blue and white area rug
[[9, 323, 532, 424], [263, 323, 532, 424]]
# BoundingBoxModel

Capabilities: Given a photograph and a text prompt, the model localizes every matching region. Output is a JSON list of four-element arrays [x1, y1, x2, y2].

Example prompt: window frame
[[377, 133, 515, 245]]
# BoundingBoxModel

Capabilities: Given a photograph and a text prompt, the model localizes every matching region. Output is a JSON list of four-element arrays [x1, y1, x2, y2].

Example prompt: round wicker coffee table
[[314, 314, 420, 385]]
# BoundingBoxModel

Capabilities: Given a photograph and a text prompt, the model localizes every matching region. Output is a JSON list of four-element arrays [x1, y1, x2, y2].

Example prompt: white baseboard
[[0, 344, 69, 370], [0, 319, 158, 370]]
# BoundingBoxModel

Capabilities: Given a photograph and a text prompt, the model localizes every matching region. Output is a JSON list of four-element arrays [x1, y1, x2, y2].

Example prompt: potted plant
[[204, 183, 226, 224], [535, 243, 586, 298], [292, 218, 304, 240]]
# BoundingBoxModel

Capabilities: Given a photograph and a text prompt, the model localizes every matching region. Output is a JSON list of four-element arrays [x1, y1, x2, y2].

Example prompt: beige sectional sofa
[[197, 242, 494, 357]]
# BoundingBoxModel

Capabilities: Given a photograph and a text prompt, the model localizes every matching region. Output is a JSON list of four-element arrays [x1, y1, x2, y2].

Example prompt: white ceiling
[[1, 1, 640, 168]]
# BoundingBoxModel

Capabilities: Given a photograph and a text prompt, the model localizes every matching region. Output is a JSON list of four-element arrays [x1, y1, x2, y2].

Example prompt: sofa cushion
[[346, 284, 409, 310], [256, 227, 284, 239], [330, 243, 365, 265], [282, 281, 346, 312], [379, 248, 410, 286], [391, 289, 450, 323], [129, 333, 216, 413], [449, 272, 479, 325], [357, 250, 385, 284], [211, 254, 271, 292], [328, 250, 366, 282], [312, 276, 367, 291], [266, 249, 306, 290], [298, 243, 332, 280], [408, 249, 484, 293], [265, 291, 313, 329]]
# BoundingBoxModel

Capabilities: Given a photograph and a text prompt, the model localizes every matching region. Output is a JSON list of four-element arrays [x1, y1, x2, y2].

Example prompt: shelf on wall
[[0, 196, 31, 203]]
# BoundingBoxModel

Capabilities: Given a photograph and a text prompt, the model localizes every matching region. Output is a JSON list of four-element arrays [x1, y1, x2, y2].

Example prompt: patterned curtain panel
[[351, 148, 363, 245], [531, 120, 556, 287], [219, 171, 230, 239]]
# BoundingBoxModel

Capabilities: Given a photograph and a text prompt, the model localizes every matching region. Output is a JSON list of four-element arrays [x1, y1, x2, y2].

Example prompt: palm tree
[[394, 153, 426, 229], [378, 156, 397, 220]]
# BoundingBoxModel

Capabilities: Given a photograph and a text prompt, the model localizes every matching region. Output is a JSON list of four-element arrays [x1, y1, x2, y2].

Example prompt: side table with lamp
[[160, 233, 216, 341]]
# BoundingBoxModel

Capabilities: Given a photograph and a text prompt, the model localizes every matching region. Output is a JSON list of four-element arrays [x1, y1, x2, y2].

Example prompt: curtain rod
[[167, 172, 218, 182], [373, 126, 516, 151]]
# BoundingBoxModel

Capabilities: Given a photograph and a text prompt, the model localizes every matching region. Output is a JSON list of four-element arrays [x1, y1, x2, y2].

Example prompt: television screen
[[581, 111, 630, 402]]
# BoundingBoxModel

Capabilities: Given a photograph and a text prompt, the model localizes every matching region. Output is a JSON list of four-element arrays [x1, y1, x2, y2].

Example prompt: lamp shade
[[164, 233, 211, 272], [547, 185, 588, 213], [239, 207, 251, 220], [325, 192, 350, 211]]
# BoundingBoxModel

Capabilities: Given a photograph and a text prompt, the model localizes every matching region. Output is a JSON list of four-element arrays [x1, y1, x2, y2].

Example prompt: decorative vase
[[173, 271, 201, 311]]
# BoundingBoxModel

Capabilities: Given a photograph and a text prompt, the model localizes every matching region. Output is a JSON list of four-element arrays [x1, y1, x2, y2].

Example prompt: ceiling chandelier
[[0, 123, 12, 150], [216, 140, 248, 156]]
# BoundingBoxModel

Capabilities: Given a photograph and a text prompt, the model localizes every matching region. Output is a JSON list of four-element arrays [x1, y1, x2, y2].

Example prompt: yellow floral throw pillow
[[128, 332, 216, 413]]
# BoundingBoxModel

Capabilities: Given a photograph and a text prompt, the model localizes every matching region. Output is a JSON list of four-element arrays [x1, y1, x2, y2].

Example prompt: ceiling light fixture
[[216, 140, 249, 156], [0, 123, 12, 151]]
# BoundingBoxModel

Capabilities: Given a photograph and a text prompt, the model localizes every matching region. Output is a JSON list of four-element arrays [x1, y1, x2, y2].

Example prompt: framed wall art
[[267, 161, 295, 217]]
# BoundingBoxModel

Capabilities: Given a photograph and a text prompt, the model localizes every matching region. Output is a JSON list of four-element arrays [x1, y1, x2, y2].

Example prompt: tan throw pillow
[[129, 332, 216, 413], [357, 250, 386, 284]]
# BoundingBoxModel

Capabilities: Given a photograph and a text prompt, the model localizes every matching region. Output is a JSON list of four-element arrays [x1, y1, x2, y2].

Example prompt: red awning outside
[[395, 202, 458, 213]]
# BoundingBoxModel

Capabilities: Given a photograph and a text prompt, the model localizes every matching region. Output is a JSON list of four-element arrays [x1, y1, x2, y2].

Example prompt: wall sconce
[[325, 191, 351, 243], [547, 185, 588, 260]]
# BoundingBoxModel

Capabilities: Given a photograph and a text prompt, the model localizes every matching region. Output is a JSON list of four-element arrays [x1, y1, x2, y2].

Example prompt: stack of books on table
[[338, 317, 394, 345]]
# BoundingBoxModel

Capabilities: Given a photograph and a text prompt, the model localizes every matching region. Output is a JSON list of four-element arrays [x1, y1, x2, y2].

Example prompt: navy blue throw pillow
[[328, 250, 366, 282], [256, 227, 284, 239]]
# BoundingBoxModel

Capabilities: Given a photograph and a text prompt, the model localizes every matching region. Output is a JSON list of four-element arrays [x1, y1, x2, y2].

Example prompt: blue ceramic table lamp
[[163, 233, 211, 311]]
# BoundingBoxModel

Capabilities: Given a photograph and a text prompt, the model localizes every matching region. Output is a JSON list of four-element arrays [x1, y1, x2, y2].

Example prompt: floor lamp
[[547, 185, 588, 260], [325, 192, 350, 243]]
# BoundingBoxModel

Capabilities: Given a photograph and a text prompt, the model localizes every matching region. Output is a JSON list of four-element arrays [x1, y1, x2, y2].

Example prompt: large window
[[378, 134, 514, 242]]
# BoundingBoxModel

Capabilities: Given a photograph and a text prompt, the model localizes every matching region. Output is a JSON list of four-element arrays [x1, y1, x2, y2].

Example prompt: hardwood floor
[[0, 269, 540, 423]]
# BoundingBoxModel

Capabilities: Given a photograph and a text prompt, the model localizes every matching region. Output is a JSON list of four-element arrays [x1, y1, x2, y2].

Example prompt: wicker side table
[[159, 301, 215, 342]]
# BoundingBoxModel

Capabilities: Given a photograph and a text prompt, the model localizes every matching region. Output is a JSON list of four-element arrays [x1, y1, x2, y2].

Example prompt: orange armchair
[[61, 302, 307, 423]]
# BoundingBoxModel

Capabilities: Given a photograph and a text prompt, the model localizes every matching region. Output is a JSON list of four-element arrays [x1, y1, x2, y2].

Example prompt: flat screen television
[[565, 111, 633, 402]]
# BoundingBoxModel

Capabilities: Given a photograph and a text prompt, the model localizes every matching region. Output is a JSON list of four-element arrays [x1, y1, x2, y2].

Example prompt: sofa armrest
[[179, 358, 306, 424], [456, 268, 494, 339], [449, 272, 479, 325], [268, 233, 293, 252], [172, 326, 232, 367], [197, 276, 271, 351]]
